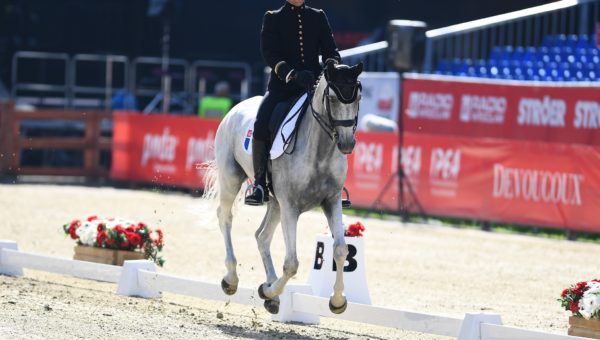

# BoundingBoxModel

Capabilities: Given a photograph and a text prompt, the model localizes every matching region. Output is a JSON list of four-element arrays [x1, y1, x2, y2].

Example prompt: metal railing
[[131, 56, 190, 113], [11, 51, 70, 108], [423, 0, 600, 72], [10, 52, 253, 112], [71, 54, 129, 109], [340, 41, 389, 72], [190, 60, 251, 101]]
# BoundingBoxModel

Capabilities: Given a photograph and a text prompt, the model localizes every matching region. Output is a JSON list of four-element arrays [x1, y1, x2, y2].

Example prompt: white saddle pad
[[242, 93, 308, 160]]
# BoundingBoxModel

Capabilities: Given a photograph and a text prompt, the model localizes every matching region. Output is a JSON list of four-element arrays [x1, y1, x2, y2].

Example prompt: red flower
[[345, 221, 365, 237], [561, 288, 569, 298], [87, 216, 98, 222], [105, 238, 116, 246], [69, 226, 78, 240], [125, 232, 142, 247], [569, 301, 579, 313], [97, 223, 105, 232], [573, 281, 588, 296], [119, 240, 129, 249], [96, 231, 108, 246]]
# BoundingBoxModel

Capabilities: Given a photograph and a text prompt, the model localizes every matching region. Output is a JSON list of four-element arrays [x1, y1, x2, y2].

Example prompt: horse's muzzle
[[337, 140, 356, 154]]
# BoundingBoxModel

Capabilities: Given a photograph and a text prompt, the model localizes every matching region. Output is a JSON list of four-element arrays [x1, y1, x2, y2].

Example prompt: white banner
[[357, 72, 400, 130]]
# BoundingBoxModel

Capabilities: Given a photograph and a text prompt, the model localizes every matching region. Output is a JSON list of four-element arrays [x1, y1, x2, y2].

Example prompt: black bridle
[[309, 79, 362, 141]]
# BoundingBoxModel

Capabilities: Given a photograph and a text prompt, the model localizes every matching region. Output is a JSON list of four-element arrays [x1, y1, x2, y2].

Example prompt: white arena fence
[[0, 241, 588, 340]]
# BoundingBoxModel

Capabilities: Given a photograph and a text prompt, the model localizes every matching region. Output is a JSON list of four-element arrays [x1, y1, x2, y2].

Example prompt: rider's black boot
[[245, 138, 270, 205]]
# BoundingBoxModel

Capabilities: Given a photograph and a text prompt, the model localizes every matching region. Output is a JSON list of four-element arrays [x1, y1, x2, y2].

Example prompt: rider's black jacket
[[261, 2, 341, 92]]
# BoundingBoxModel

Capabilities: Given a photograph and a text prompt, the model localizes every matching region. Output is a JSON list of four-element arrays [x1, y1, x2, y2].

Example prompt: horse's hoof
[[257, 283, 269, 300], [263, 299, 280, 314], [329, 298, 347, 314], [221, 279, 237, 295]]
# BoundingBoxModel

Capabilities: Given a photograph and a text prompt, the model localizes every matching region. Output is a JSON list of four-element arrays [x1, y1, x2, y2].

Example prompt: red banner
[[111, 111, 220, 189], [344, 131, 600, 232], [402, 74, 600, 145], [110, 110, 600, 232]]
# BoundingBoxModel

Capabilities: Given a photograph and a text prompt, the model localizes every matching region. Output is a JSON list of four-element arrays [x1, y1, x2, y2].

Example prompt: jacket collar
[[285, 2, 306, 11]]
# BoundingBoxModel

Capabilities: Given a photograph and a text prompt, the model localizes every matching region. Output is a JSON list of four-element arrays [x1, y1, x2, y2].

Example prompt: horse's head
[[318, 61, 363, 154]]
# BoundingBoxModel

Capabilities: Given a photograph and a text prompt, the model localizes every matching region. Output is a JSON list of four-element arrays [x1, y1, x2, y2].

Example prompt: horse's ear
[[353, 62, 364, 77]]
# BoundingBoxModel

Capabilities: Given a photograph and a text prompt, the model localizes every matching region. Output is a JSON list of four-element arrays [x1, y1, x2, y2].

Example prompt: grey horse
[[207, 62, 363, 315]]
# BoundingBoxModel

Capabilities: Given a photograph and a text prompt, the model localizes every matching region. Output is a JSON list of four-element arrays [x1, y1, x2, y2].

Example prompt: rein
[[308, 80, 361, 141]]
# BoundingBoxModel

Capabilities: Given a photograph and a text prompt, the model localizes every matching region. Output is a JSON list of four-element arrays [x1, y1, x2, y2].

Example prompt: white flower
[[76, 221, 98, 246], [579, 290, 600, 320], [586, 281, 600, 294]]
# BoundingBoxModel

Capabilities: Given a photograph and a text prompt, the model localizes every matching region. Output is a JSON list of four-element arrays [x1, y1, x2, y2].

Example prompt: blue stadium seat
[[566, 34, 578, 50], [558, 62, 572, 80], [430, 32, 598, 82], [536, 47, 550, 63], [522, 47, 537, 63], [451, 58, 467, 75], [560, 46, 575, 63], [487, 60, 500, 78], [512, 46, 525, 62], [550, 47, 562, 63], [436, 59, 451, 74], [489, 47, 503, 62], [475, 59, 488, 77], [499, 60, 512, 79], [542, 36, 555, 48], [501, 46, 513, 61], [555, 34, 567, 48], [577, 34, 590, 49]]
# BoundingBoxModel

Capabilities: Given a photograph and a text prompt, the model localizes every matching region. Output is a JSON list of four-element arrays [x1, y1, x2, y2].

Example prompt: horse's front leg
[[258, 203, 299, 312], [322, 195, 349, 314]]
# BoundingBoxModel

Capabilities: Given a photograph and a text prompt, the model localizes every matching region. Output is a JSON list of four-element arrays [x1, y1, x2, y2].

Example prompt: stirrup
[[244, 184, 268, 206], [342, 187, 351, 209]]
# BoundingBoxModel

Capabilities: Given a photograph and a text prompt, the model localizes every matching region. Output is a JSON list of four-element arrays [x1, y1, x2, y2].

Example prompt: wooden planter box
[[569, 316, 600, 339], [73, 245, 146, 266]]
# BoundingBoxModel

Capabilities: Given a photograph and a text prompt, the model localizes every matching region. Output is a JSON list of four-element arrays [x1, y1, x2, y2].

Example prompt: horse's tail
[[188, 159, 220, 230], [201, 159, 219, 201]]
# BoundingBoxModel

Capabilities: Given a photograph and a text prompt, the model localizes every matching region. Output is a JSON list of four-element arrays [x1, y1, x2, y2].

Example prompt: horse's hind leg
[[321, 195, 349, 314], [217, 162, 245, 295], [255, 198, 281, 313]]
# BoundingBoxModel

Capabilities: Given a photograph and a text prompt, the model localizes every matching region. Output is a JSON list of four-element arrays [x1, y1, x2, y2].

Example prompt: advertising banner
[[402, 74, 600, 145], [357, 72, 400, 129], [344, 131, 600, 232], [111, 111, 220, 189], [110, 111, 600, 232]]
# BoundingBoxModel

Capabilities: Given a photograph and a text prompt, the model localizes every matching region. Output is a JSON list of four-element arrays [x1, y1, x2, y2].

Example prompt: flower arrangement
[[64, 216, 165, 266], [345, 221, 365, 237], [560, 279, 600, 319]]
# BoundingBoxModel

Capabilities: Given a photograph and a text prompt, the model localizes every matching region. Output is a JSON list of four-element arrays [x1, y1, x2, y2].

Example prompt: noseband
[[309, 79, 361, 141]]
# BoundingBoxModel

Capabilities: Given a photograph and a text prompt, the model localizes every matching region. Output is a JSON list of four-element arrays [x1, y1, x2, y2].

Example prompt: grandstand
[[436, 34, 599, 81], [343, 0, 600, 81]]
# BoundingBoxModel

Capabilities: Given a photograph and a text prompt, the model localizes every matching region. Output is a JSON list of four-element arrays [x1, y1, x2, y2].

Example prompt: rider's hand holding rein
[[287, 70, 315, 89]]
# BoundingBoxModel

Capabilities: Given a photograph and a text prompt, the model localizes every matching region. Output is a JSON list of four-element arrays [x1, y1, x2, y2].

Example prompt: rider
[[245, 0, 342, 205]]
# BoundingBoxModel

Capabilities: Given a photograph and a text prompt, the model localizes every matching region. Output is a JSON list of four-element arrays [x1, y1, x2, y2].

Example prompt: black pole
[[160, 2, 171, 114]]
